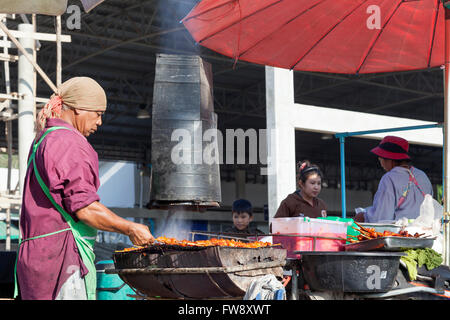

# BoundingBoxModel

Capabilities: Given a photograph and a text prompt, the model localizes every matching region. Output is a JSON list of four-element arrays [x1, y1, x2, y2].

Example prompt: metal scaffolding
[[0, 13, 70, 250]]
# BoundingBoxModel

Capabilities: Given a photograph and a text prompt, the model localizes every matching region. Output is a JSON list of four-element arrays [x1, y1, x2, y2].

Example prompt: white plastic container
[[272, 217, 348, 259]]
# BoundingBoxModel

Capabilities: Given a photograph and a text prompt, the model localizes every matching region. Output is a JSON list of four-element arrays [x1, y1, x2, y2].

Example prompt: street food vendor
[[354, 135, 433, 223], [15, 77, 154, 300], [274, 160, 327, 218]]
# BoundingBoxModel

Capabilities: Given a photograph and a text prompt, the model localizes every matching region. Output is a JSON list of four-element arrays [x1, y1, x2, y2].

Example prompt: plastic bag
[[406, 194, 443, 254], [410, 194, 443, 234]]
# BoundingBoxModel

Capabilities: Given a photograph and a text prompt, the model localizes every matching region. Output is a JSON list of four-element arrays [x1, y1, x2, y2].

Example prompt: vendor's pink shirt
[[17, 119, 100, 300]]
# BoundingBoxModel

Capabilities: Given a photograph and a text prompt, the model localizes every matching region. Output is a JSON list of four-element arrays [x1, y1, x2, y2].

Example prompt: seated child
[[225, 199, 263, 234]]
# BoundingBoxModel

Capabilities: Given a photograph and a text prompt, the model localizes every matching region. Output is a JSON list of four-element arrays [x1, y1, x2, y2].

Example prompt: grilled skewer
[[348, 223, 429, 243]]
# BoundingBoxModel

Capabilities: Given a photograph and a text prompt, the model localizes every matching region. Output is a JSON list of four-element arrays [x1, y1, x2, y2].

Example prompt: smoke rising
[[155, 0, 200, 54], [154, 208, 193, 240]]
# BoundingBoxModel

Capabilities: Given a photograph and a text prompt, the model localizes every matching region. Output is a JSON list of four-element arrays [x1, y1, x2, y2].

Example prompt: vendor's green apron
[[14, 126, 97, 300]]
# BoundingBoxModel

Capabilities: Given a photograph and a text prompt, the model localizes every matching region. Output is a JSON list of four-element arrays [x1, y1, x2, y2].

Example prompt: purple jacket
[[17, 119, 100, 300]]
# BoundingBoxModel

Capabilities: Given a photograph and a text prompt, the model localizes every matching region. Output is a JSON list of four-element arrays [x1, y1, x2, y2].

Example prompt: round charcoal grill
[[108, 245, 287, 299]]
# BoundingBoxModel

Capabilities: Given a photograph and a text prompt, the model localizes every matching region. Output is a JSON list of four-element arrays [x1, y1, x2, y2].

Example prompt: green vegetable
[[400, 248, 443, 281], [401, 254, 418, 280]]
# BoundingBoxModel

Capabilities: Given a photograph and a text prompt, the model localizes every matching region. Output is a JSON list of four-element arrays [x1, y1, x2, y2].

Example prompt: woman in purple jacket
[[355, 136, 433, 223]]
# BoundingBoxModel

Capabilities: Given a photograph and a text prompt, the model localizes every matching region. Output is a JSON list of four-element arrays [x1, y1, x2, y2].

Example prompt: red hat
[[370, 136, 410, 160]]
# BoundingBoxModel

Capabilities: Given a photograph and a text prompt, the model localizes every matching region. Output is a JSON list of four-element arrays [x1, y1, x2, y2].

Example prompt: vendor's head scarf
[[36, 77, 107, 134]]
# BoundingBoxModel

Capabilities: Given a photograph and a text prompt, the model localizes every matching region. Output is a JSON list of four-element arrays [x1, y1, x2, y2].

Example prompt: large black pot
[[298, 251, 404, 293]]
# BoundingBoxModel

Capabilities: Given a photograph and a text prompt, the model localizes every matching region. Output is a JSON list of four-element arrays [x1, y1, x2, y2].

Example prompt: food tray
[[344, 236, 435, 252], [359, 223, 401, 234]]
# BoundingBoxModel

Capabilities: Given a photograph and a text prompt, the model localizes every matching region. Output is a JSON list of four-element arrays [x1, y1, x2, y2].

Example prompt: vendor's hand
[[354, 212, 365, 222], [127, 222, 154, 246]]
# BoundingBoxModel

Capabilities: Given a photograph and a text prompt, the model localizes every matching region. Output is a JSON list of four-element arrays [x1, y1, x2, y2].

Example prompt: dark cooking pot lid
[[295, 251, 405, 257]]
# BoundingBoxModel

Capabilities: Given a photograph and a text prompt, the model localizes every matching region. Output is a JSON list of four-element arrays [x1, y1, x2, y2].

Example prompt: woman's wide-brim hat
[[370, 136, 410, 160]]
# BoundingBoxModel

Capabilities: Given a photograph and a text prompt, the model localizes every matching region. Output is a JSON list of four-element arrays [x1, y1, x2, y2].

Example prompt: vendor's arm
[[44, 136, 153, 246], [76, 201, 154, 246], [363, 175, 396, 223]]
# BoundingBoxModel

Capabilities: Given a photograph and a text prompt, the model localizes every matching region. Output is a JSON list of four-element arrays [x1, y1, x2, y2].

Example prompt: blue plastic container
[[96, 260, 135, 300]]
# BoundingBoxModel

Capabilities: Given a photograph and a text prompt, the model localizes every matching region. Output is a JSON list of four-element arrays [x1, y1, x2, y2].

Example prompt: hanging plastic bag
[[405, 194, 443, 254], [410, 194, 443, 233]]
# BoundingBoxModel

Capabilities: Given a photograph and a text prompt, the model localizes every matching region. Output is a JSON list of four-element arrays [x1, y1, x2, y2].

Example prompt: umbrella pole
[[444, 10, 450, 266], [339, 137, 346, 218]]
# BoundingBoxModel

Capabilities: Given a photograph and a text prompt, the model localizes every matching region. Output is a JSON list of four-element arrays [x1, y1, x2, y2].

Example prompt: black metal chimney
[[150, 54, 221, 209]]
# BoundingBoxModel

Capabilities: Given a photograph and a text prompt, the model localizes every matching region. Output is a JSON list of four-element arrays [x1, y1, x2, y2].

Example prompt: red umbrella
[[182, 0, 450, 263], [182, 0, 445, 74]]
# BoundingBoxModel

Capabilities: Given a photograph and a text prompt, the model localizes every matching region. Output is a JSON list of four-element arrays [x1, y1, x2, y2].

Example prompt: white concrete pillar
[[18, 23, 36, 196], [265, 66, 296, 220]]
